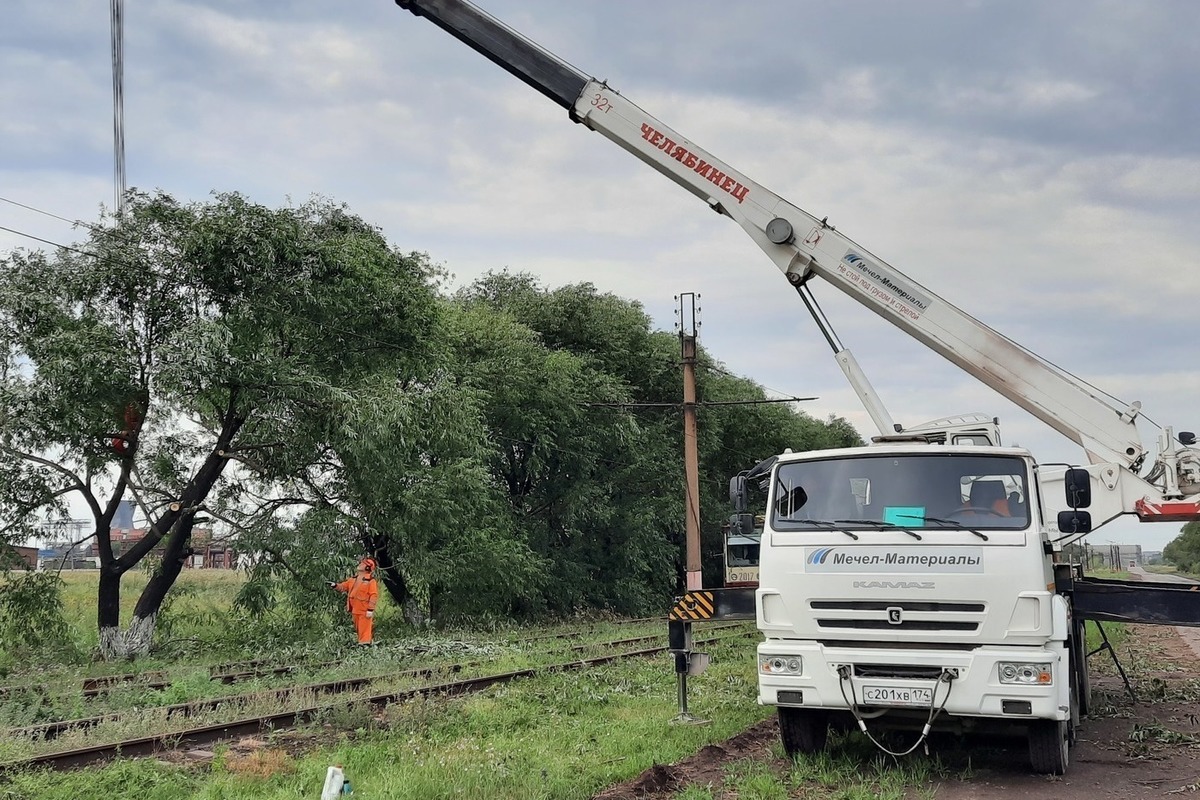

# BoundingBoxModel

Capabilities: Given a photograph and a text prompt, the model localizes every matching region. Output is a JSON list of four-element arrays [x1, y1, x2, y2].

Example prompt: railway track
[[0, 618, 673, 724], [0, 625, 757, 772], [3, 617, 675, 702], [11, 624, 745, 738]]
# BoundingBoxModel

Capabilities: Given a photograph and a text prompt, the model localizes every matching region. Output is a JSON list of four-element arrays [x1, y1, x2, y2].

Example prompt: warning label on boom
[[837, 250, 931, 321]]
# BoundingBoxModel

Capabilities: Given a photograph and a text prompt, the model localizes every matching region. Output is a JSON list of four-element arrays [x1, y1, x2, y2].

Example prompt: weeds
[[783, 730, 964, 800], [223, 747, 299, 780], [1130, 723, 1200, 746], [722, 758, 787, 799], [0, 570, 84, 666]]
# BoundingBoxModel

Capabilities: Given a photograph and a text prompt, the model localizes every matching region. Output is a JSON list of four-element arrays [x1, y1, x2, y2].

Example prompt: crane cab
[[723, 518, 762, 588]]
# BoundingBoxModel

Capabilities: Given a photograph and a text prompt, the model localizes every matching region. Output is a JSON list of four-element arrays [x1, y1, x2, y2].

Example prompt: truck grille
[[816, 619, 978, 631], [810, 601, 984, 612], [853, 664, 947, 679], [810, 599, 984, 633]]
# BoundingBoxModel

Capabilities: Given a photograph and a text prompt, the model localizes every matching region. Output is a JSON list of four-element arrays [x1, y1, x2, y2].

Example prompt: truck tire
[[1028, 719, 1069, 775], [778, 707, 828, 757]]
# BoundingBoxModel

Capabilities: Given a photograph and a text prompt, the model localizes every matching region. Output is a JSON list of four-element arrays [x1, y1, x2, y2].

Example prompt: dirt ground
[[593, 622, 1200, 799]]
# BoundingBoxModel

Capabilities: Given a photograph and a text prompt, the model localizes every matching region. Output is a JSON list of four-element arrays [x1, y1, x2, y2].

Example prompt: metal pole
[[109, 0, 126, 216], [677, 671, 689, 715]]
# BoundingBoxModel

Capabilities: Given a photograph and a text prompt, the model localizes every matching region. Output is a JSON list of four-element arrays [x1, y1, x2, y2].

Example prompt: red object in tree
[[111, 402, 141, 455]]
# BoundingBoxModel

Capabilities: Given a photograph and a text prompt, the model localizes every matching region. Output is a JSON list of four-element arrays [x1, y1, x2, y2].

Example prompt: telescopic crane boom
[[393, 0, 1200, 523]]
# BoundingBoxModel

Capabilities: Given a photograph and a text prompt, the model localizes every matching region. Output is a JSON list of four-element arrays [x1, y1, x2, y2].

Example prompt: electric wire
[[0, 202, 861, 489], [0, 217, 730, 495], [836, 666, 955, 758], [1, 195, 832, 430]]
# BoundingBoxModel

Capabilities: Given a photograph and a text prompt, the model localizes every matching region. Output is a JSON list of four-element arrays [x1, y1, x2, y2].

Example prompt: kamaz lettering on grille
[[852, 580, 935, 589]]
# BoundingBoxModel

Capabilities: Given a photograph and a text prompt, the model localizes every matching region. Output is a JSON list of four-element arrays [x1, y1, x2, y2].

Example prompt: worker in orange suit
[[331, 557, 380, 645]]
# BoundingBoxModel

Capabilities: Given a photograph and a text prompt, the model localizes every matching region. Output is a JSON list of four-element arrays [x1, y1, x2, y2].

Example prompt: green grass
[[0, 568, 1148, 799], [777, 732, 961, 800], [54, 569, 248, 640], [0, 623, 724, 764], [0, 568, 251, 675], [2, 633, 772, 799]]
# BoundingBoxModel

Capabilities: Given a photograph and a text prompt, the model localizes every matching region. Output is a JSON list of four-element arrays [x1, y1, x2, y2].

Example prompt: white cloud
[[4, 0, 1199, 549], [942, 77, 1099, 114]]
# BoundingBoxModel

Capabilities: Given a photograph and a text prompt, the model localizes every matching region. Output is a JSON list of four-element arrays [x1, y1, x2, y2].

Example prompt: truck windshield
[[771, 453, 1030, 531]]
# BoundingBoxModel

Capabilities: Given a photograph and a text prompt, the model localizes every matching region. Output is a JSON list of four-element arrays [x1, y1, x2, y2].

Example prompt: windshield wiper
[[781, 519, 859, 539], [917, 516, 989, 541], [834, 519, 922, 541]]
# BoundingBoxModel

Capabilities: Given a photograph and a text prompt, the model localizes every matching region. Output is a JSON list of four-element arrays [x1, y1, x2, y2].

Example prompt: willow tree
[[456, 271, 863, 607], [0, 191, 438, 659]]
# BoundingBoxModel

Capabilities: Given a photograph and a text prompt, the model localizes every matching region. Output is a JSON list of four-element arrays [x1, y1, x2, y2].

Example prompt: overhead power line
[[584, 397, 817, 409]]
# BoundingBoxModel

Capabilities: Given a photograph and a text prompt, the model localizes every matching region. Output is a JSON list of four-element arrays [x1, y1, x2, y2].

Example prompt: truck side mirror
[[1064, 468, 1091, 509], [1057, 510, 1092, 535], [729, 473, 748, 512], [728, 512, 755, 536]]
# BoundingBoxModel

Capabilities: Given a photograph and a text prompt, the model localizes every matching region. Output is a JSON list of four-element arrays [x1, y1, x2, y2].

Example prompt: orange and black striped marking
[[669, 591, 715, 621]]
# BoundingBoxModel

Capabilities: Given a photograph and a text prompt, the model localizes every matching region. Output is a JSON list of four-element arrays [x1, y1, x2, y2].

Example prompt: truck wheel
[[778, 707, 828, 757], [1028, 719, 1069, 775]]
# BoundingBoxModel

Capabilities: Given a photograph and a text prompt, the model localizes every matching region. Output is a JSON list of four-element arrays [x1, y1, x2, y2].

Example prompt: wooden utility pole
[[677, 293, 702, 591]]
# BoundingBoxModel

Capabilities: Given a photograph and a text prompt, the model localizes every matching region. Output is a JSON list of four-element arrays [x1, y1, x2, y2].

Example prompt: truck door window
[[774, 482, 809, 516]]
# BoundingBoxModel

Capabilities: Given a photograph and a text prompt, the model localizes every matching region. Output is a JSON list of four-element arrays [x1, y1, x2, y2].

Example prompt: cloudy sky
[[3, 0, 1198, 552]]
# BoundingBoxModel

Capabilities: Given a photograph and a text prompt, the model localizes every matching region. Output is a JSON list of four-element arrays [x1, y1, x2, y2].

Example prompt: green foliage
[[1164, 521, 1200, 573], [452, 278, 677, 614], [4, 195, 867, 635], [0, 190, 443, 655], [448, 271, 862, 616], [0, 569, 81, 665]]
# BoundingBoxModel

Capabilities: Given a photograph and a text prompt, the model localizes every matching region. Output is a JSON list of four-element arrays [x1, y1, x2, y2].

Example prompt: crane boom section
[[568, 85, 1143, 466], [392, 0, 1162, 473], [395, 0, 587, 109]]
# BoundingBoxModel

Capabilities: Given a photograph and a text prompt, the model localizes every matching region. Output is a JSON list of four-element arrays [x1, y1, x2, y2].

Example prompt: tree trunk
[[93, 403, 245, 661], [98, 613, 157, 661], [98, 555, 160, 662], [96, 562, 125, 659], [366, 533, 407, 604], [366, 533, 430, 624], [133, 519, 194, 622], [96, 524, 195, 660], [402, 598, 430, 627]]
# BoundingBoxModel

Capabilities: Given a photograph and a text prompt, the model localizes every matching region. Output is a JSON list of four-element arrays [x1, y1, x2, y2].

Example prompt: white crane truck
[[391, 0, 1200, 774]]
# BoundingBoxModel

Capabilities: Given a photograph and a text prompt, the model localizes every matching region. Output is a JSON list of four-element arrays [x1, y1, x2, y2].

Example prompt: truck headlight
[[998, 662, 1052, 685], [760, 655, 802, 675]]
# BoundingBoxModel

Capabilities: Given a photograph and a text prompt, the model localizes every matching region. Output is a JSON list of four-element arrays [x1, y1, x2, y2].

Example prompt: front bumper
[[757, 640, 1069, 722]]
